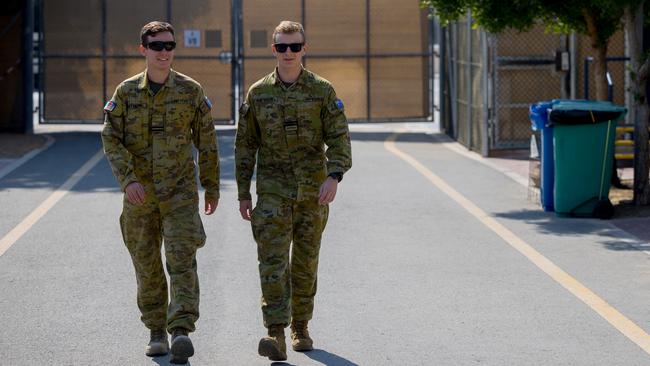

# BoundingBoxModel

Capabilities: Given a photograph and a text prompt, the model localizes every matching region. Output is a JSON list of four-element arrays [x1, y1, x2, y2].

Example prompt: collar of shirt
[[271, 66, 308, 88], [138, 69, 177, 90]]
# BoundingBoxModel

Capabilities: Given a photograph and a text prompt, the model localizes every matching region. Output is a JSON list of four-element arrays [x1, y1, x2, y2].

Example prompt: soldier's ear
[[139, 44, 147, 57]]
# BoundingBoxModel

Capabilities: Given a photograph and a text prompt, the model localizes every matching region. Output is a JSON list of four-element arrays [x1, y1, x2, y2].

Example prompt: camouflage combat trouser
[[120, 197, 205, 333], [251, 194, 329, 327]]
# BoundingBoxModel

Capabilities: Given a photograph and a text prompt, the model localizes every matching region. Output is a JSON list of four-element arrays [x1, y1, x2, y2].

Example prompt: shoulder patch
[[335, 99, 344, 110], [103, 100, 116, 113], [239, 102, 250, 117], [200, 96, 212, 114]]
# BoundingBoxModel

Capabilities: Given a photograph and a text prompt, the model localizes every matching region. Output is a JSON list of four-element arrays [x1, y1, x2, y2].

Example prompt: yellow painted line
[[384, 134, 650, 355], [0, 149, 104, 257]]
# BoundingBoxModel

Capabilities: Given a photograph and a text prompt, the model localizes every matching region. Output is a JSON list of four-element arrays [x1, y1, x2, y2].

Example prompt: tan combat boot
[[258, 325, 287, 361], [145, 329, 169, 357], [169, 328, 194, 364], [290, 320, 314, 351]]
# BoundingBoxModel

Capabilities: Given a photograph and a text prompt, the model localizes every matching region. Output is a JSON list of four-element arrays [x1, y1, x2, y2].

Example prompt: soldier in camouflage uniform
[[235, 20, 352, 361], [101, 21, 219, 365]]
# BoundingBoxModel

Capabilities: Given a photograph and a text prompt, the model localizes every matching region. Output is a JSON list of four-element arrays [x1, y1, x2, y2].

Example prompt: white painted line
[[0, 149, 104, 257], [385, 134, 650, 356], [0, 135, 55, 181]]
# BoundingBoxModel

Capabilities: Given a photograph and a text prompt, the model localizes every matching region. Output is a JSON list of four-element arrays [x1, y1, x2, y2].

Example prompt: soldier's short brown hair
[[140, 21, 175, 45], [272, 21, 305, 44]]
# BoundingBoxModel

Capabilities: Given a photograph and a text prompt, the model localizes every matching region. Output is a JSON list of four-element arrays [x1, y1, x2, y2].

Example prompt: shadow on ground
[[0, 130, 236, 192], [494, 208, 650, 253], [304, 349, 359, 366]]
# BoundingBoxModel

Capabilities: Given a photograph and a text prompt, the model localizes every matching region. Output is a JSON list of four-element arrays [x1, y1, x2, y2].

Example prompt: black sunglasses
[[146, 41, 176, 51], [273, 43, 304, 53]]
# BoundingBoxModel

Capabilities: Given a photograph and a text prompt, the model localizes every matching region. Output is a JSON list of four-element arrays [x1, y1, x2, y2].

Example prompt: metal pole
[[365, 0, 371, 121], [448, 23, 457, 139], [231, 0, 239, 123], [23, 0, 34, 134], [101, 0, 107, 108], [38, 0, 43, 124], [570, 32, 577, 99], [167, 0, 172, 24], [481, 30, 489, 156], [466, 12, 472, 149], [439, 23, 447, 133], [427, 7, 435, 120], [301, 0, 306, 67]]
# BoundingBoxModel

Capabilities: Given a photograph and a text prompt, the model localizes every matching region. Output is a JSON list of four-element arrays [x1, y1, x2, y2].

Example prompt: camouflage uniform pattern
[[102, 69, 219, 332], [235, 67, 352, 327]]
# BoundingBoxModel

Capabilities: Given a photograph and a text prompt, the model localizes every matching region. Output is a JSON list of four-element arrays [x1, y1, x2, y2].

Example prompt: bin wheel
[[593, 199, 615, 220]]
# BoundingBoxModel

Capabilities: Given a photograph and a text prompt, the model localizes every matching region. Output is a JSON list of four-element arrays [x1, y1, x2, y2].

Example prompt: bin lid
[[529, 101, 553, 130], [549, 100, 627, 125]]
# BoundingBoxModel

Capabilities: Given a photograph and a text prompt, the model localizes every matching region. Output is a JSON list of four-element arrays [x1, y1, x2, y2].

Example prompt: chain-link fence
[[439, 13, 488, 154], [439, 14, 628, 155], [492, 25, 567, 149]]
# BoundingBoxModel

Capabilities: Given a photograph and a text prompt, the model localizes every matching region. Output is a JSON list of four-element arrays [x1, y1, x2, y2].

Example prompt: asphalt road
[[2, 126, 650, 365]]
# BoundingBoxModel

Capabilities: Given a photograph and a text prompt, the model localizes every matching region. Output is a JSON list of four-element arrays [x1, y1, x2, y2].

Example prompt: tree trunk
[[583, 9, 609, 101], [625, 6, 650, 205]]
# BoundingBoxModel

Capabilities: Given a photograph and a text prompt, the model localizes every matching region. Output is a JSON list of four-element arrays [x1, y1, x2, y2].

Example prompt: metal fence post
[[481, 30, 489, 156], [467, 12, 472, 149], [570, 32, 577, 99], [439, 21, 446, 132], [23, 0, 34, 134]]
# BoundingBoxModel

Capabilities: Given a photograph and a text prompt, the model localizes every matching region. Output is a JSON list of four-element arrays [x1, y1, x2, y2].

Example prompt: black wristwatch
[[328, 172, 343, 182]]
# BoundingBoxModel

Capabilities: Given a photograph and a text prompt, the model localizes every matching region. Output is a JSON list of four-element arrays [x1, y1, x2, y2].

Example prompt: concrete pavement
[[2, 123, 650, 365]]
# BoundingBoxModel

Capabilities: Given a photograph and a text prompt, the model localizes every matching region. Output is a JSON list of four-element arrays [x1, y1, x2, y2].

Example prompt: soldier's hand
[[239, 200, 253, 221], [318, 177, 338, 205], [205, 196, 218, 215], [125, 182, 146, 205]]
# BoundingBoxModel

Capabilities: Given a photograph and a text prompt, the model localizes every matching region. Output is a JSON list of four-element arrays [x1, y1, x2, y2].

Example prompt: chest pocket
[[165, 97, 195, 139], [256, 97, 284, 141], [124, 98, 149, 151], [298, 99, 323, 146]]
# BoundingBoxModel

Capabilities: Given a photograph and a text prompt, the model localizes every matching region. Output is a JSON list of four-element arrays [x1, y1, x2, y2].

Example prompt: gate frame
[[38, 0, 437, 124]]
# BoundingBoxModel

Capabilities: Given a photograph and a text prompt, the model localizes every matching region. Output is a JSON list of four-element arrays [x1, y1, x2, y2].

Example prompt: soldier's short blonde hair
[[140, 21, 175, 45], [272, 21, 305, 44]]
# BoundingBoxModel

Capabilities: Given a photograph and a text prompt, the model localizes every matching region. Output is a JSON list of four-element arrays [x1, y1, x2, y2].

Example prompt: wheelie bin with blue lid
[[529, 101, 555, 211]]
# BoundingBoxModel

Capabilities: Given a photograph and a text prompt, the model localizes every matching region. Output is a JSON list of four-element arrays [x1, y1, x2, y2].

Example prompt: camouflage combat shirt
[[235, 67, 352, 201], [102, 69, 220, 209]]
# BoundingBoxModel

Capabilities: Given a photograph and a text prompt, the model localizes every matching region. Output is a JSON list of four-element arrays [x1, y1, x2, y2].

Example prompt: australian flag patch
[[103, 100, 116, 113]]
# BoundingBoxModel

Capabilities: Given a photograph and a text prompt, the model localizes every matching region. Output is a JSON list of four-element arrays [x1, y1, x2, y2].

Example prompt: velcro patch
[[200, 96, 212, 114], [103, 100, 116, 113]]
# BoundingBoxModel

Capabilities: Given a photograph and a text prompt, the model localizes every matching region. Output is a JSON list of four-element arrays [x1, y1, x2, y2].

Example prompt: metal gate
[[39, 0, 435, 124], [439, 17, 569, 154]]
